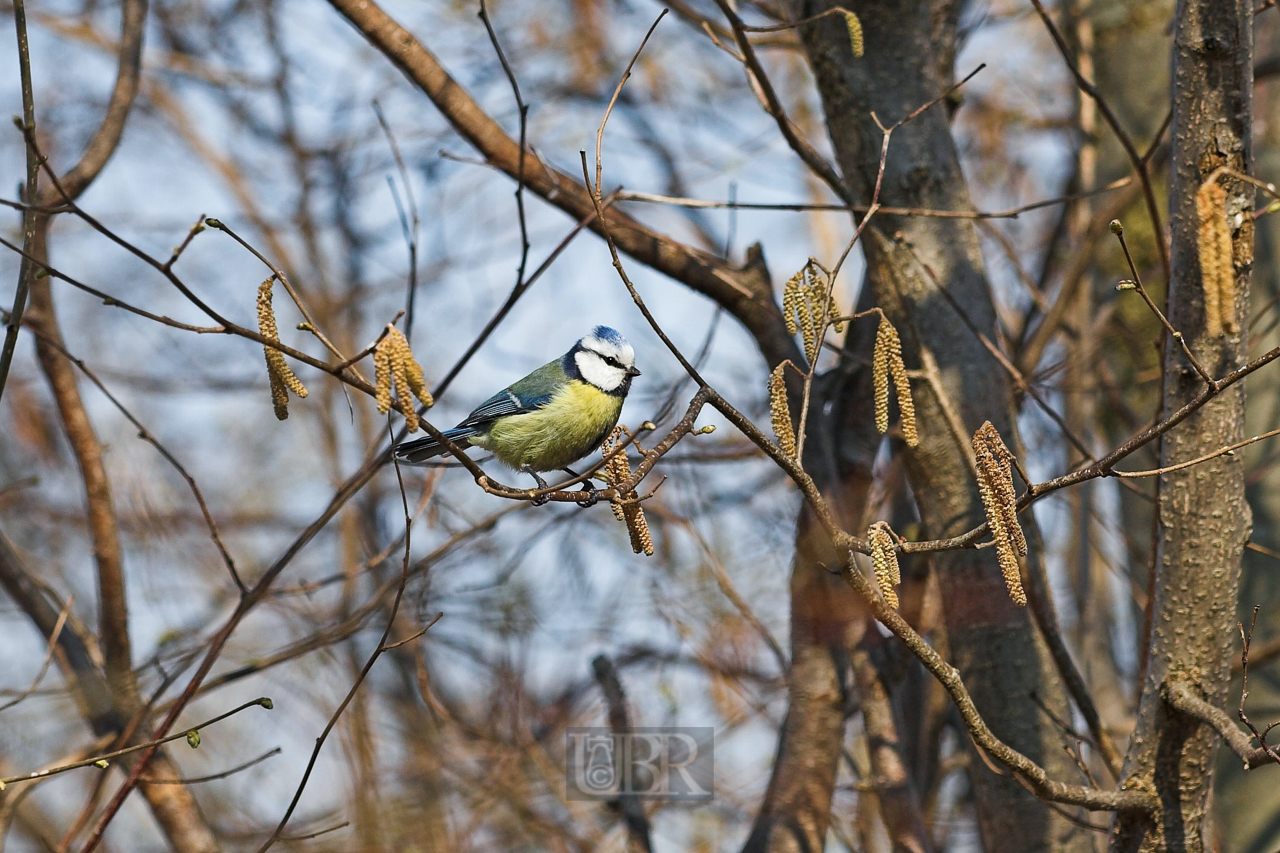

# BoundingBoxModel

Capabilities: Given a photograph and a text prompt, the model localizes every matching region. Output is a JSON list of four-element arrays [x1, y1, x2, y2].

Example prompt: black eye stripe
[[583, 349, 627, 370]]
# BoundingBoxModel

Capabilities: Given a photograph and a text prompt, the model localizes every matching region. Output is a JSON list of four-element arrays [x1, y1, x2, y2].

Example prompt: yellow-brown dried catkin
[[995, 537, 1026, 606], [768, 363, 797, 459], [889, 354, 917, 447], [601, 429, 631, 522], [1196, 180, 1234, 337], [623, 501, 654, 556], [257, 279, 307, 419], [257, 279, 279, 343], [872, 318, 895, 434], [383, 334, 421, 432], [278, 361, 307, 399], [782, 272, 802, 336], [827, 294, 845, 333], [373, 339, 393, 415], [869, 523, 900, 609], [599, 430, 651, 554], [973, 423, 1026, 606], [269, 370, 289, 422], [798, 291, 819, 365], [385, 327, 434, 407], [400, 396, 420, 433], [844, 10, 864, 57], [975, 456, 1025, 606], [978, 423, 1027, 558]]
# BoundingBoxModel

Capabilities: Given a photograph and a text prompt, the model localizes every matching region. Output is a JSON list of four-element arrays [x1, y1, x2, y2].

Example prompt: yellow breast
[[472, 382, 624, 472]]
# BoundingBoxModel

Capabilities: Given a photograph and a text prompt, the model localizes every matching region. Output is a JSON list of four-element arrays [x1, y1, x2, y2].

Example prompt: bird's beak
[[626, 366, 642, 377]]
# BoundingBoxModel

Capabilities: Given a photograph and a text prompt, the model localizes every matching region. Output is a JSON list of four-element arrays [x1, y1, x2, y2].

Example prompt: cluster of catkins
[[374, 326, 434, 431], [256, 279, 308, 420], [601, 427, 653, 556], [972, 421, 1027, 606]]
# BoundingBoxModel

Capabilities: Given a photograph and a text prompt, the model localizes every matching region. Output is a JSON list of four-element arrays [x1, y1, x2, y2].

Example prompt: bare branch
[[0, 698, 273, 790], [0, 0, 39, 403], [590, 656, 654, 853], [1029, 0, 1171, 286], [1163, 681, 1276, 770], [323, 0, 801, 370]]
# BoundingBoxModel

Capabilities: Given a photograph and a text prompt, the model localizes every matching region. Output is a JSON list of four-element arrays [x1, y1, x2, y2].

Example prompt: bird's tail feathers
[[393, 426, 477, 465]]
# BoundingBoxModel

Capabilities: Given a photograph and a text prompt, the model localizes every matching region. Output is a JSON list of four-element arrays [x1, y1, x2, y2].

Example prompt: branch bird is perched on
[[394, 326, 641, 505]]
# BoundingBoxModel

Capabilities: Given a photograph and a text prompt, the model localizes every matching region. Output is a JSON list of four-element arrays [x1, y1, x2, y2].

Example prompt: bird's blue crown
[[589, 325, 627, 346]]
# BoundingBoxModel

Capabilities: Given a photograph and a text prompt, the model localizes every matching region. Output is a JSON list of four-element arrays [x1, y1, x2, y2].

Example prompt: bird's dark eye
[[604, 357, 622, 368]]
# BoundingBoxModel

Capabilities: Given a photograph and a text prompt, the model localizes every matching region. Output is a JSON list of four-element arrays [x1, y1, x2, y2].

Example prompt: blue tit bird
[[393, 326, 640, 504]]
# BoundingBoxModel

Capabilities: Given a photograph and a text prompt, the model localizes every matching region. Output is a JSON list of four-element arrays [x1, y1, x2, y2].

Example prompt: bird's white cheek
[[575, 353, 624, 391]]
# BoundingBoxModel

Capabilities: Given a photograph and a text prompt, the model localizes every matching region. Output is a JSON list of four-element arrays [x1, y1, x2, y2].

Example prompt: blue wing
[[458, 388, 546, 427], [458, 360, 563, 428], [393, 359, 564, 465]]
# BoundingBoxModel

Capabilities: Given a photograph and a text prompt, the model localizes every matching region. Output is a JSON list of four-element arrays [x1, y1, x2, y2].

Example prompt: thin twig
[[1113, 222, 1214, 385], [138, 747, 282, 784], [0, 596, 72, 713], [478, 0, 531, 301], [616, 178, 1132, 218], [373, 101, 421, 339], [712, 0, 854, 206], [278, 821, 350, 843], [433, 192, 618, 399], [0, 0, 39, 404], [0, 698, 272, 789], [204, 218, 354, 372], [584, 10, 713, 388], [17, 323, 246, 592], [1029, 0, 1170, 285], [255, 432, 436, 852], [1237, 607, 1280, 766], [1113, 427, 1280, 478]]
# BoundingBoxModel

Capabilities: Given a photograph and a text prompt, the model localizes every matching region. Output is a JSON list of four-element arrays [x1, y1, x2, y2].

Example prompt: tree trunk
[[1110, 1, 1253, 850], [792, 1, 1092, 848]]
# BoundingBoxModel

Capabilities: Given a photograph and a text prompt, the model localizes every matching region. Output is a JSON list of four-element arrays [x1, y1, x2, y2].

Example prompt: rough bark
[[1110, 1, 1253, 850], [792, 1, 1091, 848]]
